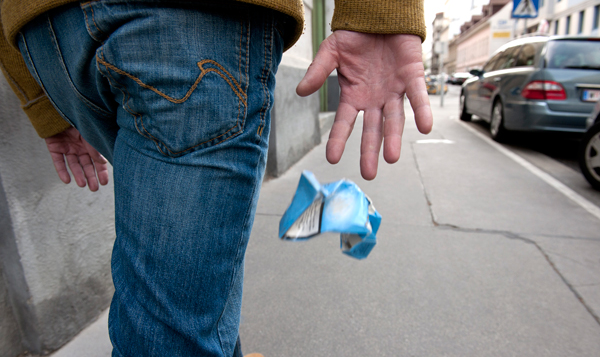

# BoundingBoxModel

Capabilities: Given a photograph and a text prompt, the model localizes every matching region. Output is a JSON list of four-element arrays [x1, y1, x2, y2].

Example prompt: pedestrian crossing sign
[[512, 0, 539, 19]]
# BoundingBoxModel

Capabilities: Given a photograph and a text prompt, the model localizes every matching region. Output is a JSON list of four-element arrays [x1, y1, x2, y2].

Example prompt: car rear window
[[546, 40, 600, 69]]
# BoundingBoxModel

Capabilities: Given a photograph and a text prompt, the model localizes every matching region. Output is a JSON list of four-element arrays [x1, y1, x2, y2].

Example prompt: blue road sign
[[512, 0, 539, 19]]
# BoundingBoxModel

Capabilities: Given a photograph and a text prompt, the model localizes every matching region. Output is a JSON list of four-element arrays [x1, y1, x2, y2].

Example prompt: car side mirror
[[469, 69, 483, 77]]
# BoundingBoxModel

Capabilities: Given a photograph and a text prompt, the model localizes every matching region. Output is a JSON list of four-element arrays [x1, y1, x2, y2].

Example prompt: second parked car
[[579, 100, 600, 191], [460, 36, 600, 141]]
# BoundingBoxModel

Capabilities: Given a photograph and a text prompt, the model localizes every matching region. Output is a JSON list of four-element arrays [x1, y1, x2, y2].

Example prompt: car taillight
[[521, 80, 566, 100]]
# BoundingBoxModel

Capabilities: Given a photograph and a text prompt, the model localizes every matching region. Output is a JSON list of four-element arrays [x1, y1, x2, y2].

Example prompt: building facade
[[545, 0, 600, 36], [431, 12, 451, 74], [455, 0, 512, 72]]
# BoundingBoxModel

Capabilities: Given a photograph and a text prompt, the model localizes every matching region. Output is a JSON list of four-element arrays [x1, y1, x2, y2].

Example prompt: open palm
[[297, 31, 433, 180], [44, 127, 109, 192]]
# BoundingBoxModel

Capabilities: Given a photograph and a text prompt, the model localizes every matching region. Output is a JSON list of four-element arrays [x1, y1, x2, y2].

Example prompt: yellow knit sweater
[[0, 0, 425, 138]]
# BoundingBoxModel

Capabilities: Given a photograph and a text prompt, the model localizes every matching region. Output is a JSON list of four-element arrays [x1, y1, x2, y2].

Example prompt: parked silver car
[[579, 100, 600, 190], [460, 36, 600, 141]]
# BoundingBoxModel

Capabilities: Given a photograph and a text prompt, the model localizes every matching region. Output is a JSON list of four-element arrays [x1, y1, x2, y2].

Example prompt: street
[[239, 84, 600, 356]]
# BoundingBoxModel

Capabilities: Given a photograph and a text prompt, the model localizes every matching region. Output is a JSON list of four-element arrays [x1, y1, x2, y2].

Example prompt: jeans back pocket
[[87, 2, 251, 157]]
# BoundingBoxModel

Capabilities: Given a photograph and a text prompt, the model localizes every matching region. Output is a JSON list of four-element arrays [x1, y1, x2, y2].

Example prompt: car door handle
[[493, 77, 502, 82]]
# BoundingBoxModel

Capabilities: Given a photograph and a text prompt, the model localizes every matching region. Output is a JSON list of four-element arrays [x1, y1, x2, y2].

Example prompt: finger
[[79, 154, 100, 192], [88, 149, 107, 164], [405, 74, 433, 134], [49, 152, 72, 184], [65, 154, 87, 188], [95, 161, 110, 186], [296, 40, 338, 97], [382, 97, 406, 164], [326, 102, 359, 165], [360, 108, 383, 180], [84, 142, 109, 186]]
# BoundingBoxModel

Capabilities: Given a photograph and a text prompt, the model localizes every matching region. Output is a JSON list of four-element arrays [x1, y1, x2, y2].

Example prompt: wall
[[0, 261, 21, 356], [267, 0, 321, 177], [489, 2, 514, 53], [0, 77, 115, 356], [535, 0, 599, 36], [456, 22, 492, 71]]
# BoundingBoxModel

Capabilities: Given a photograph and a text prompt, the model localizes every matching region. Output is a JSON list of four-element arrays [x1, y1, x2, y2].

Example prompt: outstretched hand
[[297, 31, 433, 180], [44, 127, 109, 192]]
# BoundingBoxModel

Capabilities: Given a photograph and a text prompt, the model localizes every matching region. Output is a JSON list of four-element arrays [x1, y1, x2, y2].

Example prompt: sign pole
[[439, 55, 444, 107]]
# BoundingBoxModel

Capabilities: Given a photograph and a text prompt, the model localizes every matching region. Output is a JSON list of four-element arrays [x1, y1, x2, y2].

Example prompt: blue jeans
[[18, 1, 284, 356]]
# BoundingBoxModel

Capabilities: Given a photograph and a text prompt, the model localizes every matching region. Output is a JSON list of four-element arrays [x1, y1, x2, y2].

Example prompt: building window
[[566, 15, 571, 34], [554, 19, 560, 35], [579, 11, 585, 34], [594, 5, 600, 30]]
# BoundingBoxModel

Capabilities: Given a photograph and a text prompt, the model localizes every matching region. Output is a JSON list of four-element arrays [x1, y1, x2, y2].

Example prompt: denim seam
[[80, 2, 105, 43], [96, 52, 145, 137], [46, 16, 114, 119], [97, 51, 159, 150], [218, 138, 265, 355], [238, 20, 243, 131], [215, 17, 252, 356], [243, 18, 251, 124], [258, 24, 268, 137], [257, 17, 273, 138], [18, 31, 75, 128]]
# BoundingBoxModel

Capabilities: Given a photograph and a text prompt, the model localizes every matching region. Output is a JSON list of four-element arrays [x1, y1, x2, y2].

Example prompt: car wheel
[[459, 93, 472, 121], [490, 100, 509, 142], [578, 121, 600, 191]]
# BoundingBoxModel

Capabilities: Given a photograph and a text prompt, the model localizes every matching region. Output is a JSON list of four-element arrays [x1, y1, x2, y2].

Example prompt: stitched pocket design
[[97, 57, 247, 107], [97, 51, 248, 157], [86, 3, 252, 157]]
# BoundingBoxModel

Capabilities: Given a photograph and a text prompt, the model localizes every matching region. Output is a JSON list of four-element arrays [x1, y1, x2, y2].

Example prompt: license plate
[[582, 89, 600, 102]]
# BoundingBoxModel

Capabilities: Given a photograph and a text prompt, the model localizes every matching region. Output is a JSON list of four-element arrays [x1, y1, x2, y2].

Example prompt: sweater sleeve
[[331, 0, 426, 42], [0, 18, 71, 138]]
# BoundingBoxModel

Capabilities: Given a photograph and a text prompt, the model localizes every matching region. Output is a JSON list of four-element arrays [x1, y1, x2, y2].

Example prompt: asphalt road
[[239, 84, 600, 357]]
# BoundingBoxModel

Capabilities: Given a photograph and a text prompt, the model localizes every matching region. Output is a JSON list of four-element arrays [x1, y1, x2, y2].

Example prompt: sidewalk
[[51, 101, 600, 356], [49, 309, 110, 357], [240, 100, 600, 356]]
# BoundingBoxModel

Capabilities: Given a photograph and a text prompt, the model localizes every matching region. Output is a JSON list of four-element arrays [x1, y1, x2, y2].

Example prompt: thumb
[[296, 39, 338, 97], [83, 139, 107, 165]]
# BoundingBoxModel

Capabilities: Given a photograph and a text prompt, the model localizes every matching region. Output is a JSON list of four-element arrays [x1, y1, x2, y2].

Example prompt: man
[[0, 0, 432, 355]]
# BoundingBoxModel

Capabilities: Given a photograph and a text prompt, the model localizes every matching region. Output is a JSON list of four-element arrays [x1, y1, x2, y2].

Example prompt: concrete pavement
[[50, 89, 600, 356]]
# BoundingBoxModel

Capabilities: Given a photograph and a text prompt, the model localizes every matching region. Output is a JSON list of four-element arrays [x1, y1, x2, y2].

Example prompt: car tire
[[578, 121, 600, 191], [459, 92, 472, 121], [490, 100, 509, 142]]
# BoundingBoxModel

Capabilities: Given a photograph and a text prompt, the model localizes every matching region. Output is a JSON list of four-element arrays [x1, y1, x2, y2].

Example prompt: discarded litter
[[278, 171, 381, 259]]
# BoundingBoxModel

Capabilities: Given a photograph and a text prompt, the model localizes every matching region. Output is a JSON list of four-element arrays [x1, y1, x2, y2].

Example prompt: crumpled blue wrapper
[[278, 171, 382, 259]]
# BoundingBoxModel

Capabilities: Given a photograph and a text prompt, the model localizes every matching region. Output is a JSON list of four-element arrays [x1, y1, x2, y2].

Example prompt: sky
[[423, 0, 491, 52]]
